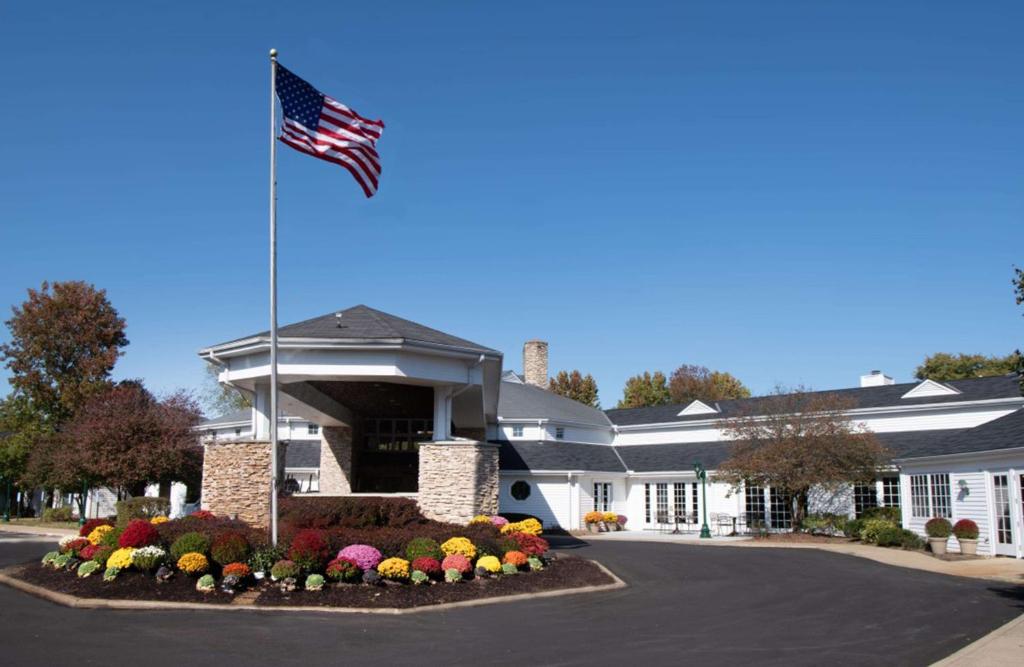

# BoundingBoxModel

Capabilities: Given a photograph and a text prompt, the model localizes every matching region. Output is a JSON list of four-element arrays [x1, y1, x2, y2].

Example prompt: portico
[[198, 304, 504, 525]]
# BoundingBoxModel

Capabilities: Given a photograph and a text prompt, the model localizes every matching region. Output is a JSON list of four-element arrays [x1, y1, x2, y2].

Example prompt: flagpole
[[268, 47, 280, 547]]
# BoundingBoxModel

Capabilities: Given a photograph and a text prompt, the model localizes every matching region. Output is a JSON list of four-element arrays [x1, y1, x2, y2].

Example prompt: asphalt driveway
[[0, 532, 1020, 666]]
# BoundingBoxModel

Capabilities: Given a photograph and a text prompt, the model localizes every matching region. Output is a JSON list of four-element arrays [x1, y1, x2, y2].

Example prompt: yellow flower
[[107, 547, 135, 570], [87, 525, 114, 545], [584, 511, 604, 524], [476, 555, 501, 573], [500, 518, 543, 536], [602, 512, 617, 523], [440, 537, 477, 559], [468, 515, 491, 526], [177, 552, 209, 575], [377, 557, 410, 580], [150, 516, 169, 525]]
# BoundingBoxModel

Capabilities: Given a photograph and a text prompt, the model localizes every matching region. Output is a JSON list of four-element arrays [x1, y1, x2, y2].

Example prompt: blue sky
[[1, 1, 1021, 411]]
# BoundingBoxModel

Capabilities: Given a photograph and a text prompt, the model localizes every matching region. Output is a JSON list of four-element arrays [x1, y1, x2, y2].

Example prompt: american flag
[[275, 63, 385, 198]]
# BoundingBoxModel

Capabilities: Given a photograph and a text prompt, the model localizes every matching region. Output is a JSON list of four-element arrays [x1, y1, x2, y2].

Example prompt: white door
[[992, 474, 1015, 556]]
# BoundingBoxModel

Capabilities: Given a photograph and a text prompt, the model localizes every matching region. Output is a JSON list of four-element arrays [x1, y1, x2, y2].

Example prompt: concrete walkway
[[932, 613, 1024, 666], [590, 530, 1024, 584], [0, 523, 77, 539]]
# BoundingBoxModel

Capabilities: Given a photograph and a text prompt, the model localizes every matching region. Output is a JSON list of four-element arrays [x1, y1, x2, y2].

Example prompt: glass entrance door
[[992, 474, 1015, 556]]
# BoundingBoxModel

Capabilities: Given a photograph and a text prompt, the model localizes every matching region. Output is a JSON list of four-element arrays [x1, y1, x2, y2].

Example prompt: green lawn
[[4, 517, 80, 530]]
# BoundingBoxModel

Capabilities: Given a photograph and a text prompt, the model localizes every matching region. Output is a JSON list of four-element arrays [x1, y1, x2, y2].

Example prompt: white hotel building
[[199, 305, 1024, 558]]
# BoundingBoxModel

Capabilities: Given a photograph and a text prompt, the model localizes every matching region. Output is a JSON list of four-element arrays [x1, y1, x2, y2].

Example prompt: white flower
[[58, 535, 79, 549], [131, 545, 166, 562]]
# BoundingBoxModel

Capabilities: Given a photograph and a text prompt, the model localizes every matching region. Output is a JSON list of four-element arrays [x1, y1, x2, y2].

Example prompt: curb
[[0, 560, 626, 616], [0, 525, 79, 539], [931, 612, 1024, 666]]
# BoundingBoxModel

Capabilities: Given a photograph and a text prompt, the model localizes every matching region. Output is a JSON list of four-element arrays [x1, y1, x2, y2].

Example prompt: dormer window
[[308, 424, 320, 435], [512, 425, 524, 438], [555, 427, 565, 440], [234, 428, 242, 437]]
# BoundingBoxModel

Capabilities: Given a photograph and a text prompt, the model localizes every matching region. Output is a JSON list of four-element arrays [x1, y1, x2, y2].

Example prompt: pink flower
[[490, 516, 509, 527], [442, 553, 472, 574], [337, 544, 382, 572]]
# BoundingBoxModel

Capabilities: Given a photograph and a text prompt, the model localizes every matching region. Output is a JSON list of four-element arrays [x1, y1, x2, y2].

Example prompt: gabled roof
[[498, 378, 612, 428], [498, 441, 626, 472], [207, 304, 499, 355], [200, 409, 251, 427], [605, 375, 1022, 426], [898, 409, 1024, 460]]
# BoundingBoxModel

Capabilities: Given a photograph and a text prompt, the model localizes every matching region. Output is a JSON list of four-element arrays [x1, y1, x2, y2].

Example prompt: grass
[[4, 517, 80, 530]]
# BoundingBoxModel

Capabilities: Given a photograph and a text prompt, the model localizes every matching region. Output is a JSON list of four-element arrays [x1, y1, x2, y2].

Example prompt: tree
[[717, 387, 889, 530], [0, 394, 48, 517], [200, 363, 251, 416], [617, 371, 671, 408], [913, 352, 1020, 382], [1, 281, 128, 426], [548, 370, 600, 408], [668, 364, 751, 404]]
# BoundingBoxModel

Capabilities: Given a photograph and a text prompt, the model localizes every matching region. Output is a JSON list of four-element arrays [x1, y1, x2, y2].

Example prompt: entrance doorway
[[992, 474, 1016, 557]]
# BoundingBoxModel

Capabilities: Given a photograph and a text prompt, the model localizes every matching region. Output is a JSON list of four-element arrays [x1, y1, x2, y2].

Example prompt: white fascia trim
[[199, 337, 502, 362], [499, 470, 628, 477], [284, 467, 319, 473], [613, 397, 1024, 432], [625, 470, 707, 478], [192, 415, 305, 432], [893, 445, 1024, 465], [497, 416, 614, 430]]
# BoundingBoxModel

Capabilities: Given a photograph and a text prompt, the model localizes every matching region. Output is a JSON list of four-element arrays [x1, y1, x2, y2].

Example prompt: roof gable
[[677, 400, 719, 417], [901, 379, 961, 399]]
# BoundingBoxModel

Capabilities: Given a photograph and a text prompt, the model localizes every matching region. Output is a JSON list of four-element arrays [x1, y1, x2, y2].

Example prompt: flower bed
[[15, 505, 613, 609]]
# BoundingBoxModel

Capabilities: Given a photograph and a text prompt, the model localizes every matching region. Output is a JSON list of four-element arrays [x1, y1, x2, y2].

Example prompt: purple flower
[[337, 544, 382, 572], [616, 515, 628, 526], [490, 516, 509, 527]]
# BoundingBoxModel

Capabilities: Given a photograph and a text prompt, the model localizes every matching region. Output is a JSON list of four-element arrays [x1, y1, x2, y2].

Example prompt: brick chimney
[[523, 340, 549, 388]]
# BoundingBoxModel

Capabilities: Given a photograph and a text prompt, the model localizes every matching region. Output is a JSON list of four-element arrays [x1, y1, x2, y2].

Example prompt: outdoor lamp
[[693, 461, 712, 539]]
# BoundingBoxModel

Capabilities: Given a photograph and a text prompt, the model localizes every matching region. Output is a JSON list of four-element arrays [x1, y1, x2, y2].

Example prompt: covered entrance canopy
[[197, 305, 504, 524]]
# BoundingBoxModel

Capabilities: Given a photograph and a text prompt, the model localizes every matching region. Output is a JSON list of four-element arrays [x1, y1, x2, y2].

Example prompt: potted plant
[[952, 519, 979, 555], [602, 512, 619, 531], [616, 514, 628, 531], [925, 517, 953, 555], [583, 511, 603, 533]]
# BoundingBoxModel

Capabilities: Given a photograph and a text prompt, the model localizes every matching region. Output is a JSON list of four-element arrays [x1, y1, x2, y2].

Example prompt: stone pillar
[[417, 440, 499, 524], [200, 440, 285, 527], [319, 426, 354, 495]]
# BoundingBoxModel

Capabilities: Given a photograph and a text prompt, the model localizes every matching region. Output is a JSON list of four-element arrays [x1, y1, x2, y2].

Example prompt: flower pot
[[254, 571, 265, 580], [928, 537, 948, 555], [598, 521, 609, 532], [957, 538, 978, 556], [586, 523, 600, 533]]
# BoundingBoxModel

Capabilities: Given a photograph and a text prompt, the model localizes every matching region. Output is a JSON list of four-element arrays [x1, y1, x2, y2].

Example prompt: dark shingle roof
[[285, 440, 322, 468], [209, 304, 498, 355], [498, 379, 611, 428], [200, 409, 251, 427], [898, 409, 1024, 459], [498, 441, 625, 472], [605, 375, 1022, 426]]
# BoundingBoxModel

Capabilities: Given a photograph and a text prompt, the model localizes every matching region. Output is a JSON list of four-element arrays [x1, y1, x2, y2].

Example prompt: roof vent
[[335, 312, 346, 328], [860, 370, 894, 387]]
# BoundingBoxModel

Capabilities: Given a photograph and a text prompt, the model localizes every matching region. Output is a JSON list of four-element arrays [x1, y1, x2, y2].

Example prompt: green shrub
[[861, 506, 901, 523], [801, 513, 846, 535], [271, 559, 301, 580], [77, 561, 101, 578], [42, 507, 74, 523], [248, 544, 284, 575], [116, 497, 170, 525], [305, 574, 325, 591], [171, 532, 211, 561], [873, 525, 905, 547], [843, 518, 865, 539], [410, 570, 430, 585], [41, 551, 60, 566], [925, 517, 953, 538], [210, 531, 250, 566], [103, 566, 120, 582], [405, 537, 442, 561], [860, 518, 899, 544], [900, 529, 925, 550], [501, 562, 518, 575]]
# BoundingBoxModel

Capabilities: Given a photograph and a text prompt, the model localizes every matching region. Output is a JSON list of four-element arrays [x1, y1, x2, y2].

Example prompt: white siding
[[498, 475, 572, 529]]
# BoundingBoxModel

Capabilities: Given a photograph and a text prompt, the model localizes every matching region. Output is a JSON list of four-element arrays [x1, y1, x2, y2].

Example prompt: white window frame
[[555, 426, 565, 440], [593, 482, 612, 512], [511, 424, 524, 438], [307, 424, 319, 435], [910, 473, 950, 519], [284, 469, 320, 494]]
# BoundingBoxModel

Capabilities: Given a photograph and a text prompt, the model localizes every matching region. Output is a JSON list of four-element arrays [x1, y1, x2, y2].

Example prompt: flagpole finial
[[269, 48, 278, 59]]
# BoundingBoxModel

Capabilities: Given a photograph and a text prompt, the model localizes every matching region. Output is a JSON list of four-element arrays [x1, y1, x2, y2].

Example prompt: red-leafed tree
[[53, 381, 203, 506]]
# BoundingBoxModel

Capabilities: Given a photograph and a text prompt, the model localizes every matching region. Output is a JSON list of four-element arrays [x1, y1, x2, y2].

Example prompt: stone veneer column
[[417, 440, 499, 524], [319, 426, 354, 495], [201, 440, 285, 527]]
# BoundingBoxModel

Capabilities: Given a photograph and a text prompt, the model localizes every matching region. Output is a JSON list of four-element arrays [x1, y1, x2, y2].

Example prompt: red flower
[[288, 529, 329, 570], [411, 556, 442, 577], [79, 544, 100, 561], [508, 532, 549, 556], [79, 518, 113, 537], [118, 518, 160, 548], [189, 510, 215, 520]]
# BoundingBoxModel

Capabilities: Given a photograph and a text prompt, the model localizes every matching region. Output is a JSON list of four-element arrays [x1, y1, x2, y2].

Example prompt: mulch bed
[[11, 556, 613, 609], [256, 557, 611, 608]]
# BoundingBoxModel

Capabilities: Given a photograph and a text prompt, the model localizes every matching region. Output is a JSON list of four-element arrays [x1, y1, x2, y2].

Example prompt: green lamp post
[[1, 476, 10, 523], [78, 480, 88, 527], [693, 461, 711, 538]]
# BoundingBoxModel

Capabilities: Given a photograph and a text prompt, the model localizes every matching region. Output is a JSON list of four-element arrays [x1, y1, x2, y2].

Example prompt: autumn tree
[[1, 281, 128, 425], [0, 394, 48, 516], [669, 364, 751, 404], [717, 387, 889, 530], [200, 363, 251, 416], [548, 370, 600, 408], [914, 352, 1019, 382], [617, 371, 671, 408]]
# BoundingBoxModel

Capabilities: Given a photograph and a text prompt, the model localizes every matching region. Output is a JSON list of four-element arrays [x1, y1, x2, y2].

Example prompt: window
[[745, 484, 765, 528], [363, 418, 432, 452], [769, 488, 792, 529], [284, 470, 319, 494], [511, 425, 524, 438], [690, 482, 699, 520], [853, 484, 878, 518], [510, 480, 531, 501], [994, 475, 1012, 546], [910, 473, 951, 518], [881, 476, 900, 508], [234, 428, 241, 437], [656, 483, 668, 523], [555, 427, 565, 440], [593, 482, 612, 512], [644, 483, 652, 523], [307, 424, 319, 435], [673, 482, 686, 521]]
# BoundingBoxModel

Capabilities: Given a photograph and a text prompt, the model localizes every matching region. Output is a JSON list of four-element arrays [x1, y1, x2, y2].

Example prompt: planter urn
[[586, 523, 600, 533], [957, 538, 978, 556], [928, 537, 948, 556]]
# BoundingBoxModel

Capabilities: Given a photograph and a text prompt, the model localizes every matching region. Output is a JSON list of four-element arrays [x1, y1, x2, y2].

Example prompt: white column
[[433, 386, 452, 441], [253, 383, 273, 440]]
